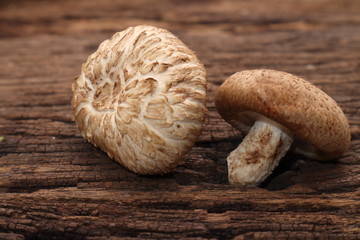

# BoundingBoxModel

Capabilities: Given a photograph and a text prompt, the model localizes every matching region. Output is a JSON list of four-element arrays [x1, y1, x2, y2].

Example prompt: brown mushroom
[[72, 25, 207, 175], [215, 69, 351, 186]]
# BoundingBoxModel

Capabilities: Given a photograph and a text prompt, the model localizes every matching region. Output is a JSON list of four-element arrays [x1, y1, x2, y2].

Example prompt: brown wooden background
[[0, 0, 359, 239]]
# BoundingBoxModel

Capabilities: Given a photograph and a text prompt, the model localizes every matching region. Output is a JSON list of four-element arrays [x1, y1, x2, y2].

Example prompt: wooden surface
[[0, 0, 360, 239]]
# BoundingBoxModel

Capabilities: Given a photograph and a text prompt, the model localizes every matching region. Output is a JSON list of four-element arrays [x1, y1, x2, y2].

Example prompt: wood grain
[[0, 0, 359, 239]]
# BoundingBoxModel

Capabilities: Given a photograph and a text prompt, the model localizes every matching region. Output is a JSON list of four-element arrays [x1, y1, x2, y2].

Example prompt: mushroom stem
[[227, 120, 293, 186]]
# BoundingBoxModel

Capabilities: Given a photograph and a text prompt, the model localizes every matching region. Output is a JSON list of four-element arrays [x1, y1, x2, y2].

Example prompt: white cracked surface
[[72, 25, 207, 175]]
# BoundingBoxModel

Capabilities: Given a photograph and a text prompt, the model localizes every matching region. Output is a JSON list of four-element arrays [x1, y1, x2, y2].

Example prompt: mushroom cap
[[215, 69, 350, 160], [72, 25, 207, 175]]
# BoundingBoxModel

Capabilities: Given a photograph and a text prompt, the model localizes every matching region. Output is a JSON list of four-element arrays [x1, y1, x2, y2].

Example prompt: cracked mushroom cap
[[72, 25, 207, 175], [215, 69, 351, 160]]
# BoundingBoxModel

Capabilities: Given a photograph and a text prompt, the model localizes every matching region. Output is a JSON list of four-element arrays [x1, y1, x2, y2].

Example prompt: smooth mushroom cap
[[215, 69, 351, 160], [72, 25, 207, 175]]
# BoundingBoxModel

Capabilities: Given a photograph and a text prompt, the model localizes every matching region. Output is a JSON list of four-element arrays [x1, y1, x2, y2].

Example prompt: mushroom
[[72, 25, 206, 175], [215, 69, 351, 186]]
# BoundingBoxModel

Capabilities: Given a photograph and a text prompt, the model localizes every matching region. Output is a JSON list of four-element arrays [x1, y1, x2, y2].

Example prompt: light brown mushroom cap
[[215, 69, 351, 160], [72, 25, 207, 175]]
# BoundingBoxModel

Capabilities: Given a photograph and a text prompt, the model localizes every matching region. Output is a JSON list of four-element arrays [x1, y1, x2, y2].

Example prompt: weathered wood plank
[[0, 0, 359, 239]]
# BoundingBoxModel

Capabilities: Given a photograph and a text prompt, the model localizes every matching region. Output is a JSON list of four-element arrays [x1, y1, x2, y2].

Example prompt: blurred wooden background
[[0, 0, 359, 239]]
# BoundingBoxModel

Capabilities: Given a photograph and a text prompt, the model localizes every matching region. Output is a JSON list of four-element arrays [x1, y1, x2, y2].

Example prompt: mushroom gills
[[227, 119, 293, 186]]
